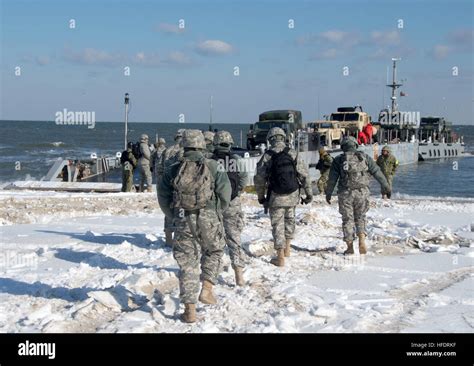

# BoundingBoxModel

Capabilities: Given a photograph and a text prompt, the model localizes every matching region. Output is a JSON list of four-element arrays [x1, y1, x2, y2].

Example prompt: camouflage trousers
[[138, 164, 152, 191], [317, 172, 330, 194], [121, 167, 134, 192], [173, 208, 225, 304], [269, 206, 296, 250], [337, 188, 370, 241], [222, 196, 244, 268], [381, 175, 393, 195]]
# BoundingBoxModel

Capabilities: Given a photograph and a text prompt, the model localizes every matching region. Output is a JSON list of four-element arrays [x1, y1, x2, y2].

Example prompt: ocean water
[[0, 120, 473, 198]]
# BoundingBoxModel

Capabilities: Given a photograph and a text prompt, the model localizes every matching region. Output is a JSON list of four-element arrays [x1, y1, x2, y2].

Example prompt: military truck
[[306, 120, 345, 148], [246, 110, 303, 150], [328, 106, 371, 134]]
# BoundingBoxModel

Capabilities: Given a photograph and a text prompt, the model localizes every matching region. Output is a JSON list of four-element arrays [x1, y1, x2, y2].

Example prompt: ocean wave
[[51, 141, 65, 147]]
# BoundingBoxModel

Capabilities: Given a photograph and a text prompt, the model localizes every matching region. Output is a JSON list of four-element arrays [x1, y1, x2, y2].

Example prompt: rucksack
[[173, 159, 214, 211], [212, 151, 240, 200], [132, 142, 143, 159], [341, 151, 370, 190], [268, 147, 300, 194]]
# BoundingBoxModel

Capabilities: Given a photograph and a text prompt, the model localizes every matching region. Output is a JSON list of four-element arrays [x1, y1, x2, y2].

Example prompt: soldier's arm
[[367, 155, 390, 191], [157, 167, 175, 218], [254, 153, 271, 199], [130, 152, 138, 167], [141, 144, 151, 161], [295, 154, 312, 196], [376, 156, 383, 168], [214, 168, 232, 211], [324, 155, 333, 167], [235, 156, 249, 191], [392, 157, 399, 173], [325, 158, 340, 196]]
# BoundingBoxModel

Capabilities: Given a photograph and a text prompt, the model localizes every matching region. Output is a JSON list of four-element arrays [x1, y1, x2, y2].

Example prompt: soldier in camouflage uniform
[[158, 130, 231, 323], [255, 127, 313, 267], [325, 136, 390, 255], [316, 147, 333, 194], [211, 130, 248, 286], [157, 130, 185, 246], [138, 134, 153, 192], [121, 142, 137, 192], [151, 137, 166, 180], [376, 145, 399, 199], [203, 131, 215, 158]]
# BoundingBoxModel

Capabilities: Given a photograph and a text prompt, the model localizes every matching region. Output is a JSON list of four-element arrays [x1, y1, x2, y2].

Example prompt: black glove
[[302, 195, 313, 205], [386, 191, 392, 199], [258, 196, 266, 205], [325, 195, 331, 204]]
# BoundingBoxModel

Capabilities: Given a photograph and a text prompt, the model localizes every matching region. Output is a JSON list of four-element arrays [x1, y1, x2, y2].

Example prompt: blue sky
[[1, 0, 472, 124]]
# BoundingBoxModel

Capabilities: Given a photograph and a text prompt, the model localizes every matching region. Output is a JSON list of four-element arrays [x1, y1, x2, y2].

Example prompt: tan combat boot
[[358, 233, 367, 255], [233, 266, 245, 287], [165, 230, 173, 247], [344, 241, 354, 255], [284, 239, 291, 257], [199, 280, 217, 304], [146, 187, 153, 193], [270, 249, 285, 267], [180, 303, 196, 323]]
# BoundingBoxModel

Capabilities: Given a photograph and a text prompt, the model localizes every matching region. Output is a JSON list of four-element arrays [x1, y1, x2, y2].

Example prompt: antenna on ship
[[124, 93, 130, 150], [387, 58, 402, 113], [209, 95, 213, 131]]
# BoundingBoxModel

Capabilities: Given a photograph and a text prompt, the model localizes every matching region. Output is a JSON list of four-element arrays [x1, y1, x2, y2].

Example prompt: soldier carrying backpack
[[211, 130, 248, 286], [325, 136, 390, 255], [157, 129, 231, 323], [255, 127, 313, 267]]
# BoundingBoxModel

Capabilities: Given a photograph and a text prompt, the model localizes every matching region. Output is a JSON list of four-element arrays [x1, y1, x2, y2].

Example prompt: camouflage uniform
[[138, 134, 152, 192], [325, 136, 390, 243], [151, 138, 166, 181], [255, 128, 312, 256], [316, 149, 333, 194], [158, 130, 231, 305], [212, 131, 248, 271], [121, 144, 137, 192], [376, 146, 399, 196], [203, 131, 215, 158], [157, 130, 184, 235]]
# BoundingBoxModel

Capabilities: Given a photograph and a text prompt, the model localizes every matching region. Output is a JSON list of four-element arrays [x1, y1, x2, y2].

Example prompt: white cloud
[[195, 40, 234, 56], [431, 44, 451, 60], [309, 48, 340, 60], [296, 30, 360, 47], [156, 22, 185, 34], [63, 48, 124, 66], [370, 30, 401, 46], [63, 48, 194, 68]]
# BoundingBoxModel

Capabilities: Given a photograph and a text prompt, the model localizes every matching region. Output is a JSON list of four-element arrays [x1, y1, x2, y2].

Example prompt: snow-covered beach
[[0, 191, 472, 333]]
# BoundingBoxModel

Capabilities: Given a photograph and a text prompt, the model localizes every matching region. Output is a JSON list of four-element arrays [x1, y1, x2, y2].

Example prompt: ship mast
[[387, 58, 402, 113]]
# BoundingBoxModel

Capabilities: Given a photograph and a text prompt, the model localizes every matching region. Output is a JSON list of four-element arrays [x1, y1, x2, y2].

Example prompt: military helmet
[[382, 145, 391, 153], [267, 127, 286, 141], [175, 129, 185, 140], [158, 137, 166, 145], [140, 134, 149, 142], [341, 136, 358, 150], [182, 129, 206, 150], [318, 147, 327, 156], [203, 131, 215, 144], [214, 130, 234, 146]]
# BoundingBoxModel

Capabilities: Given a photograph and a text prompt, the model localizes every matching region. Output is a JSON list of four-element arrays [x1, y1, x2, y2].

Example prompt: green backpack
[[173, 159, 214, 211]]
